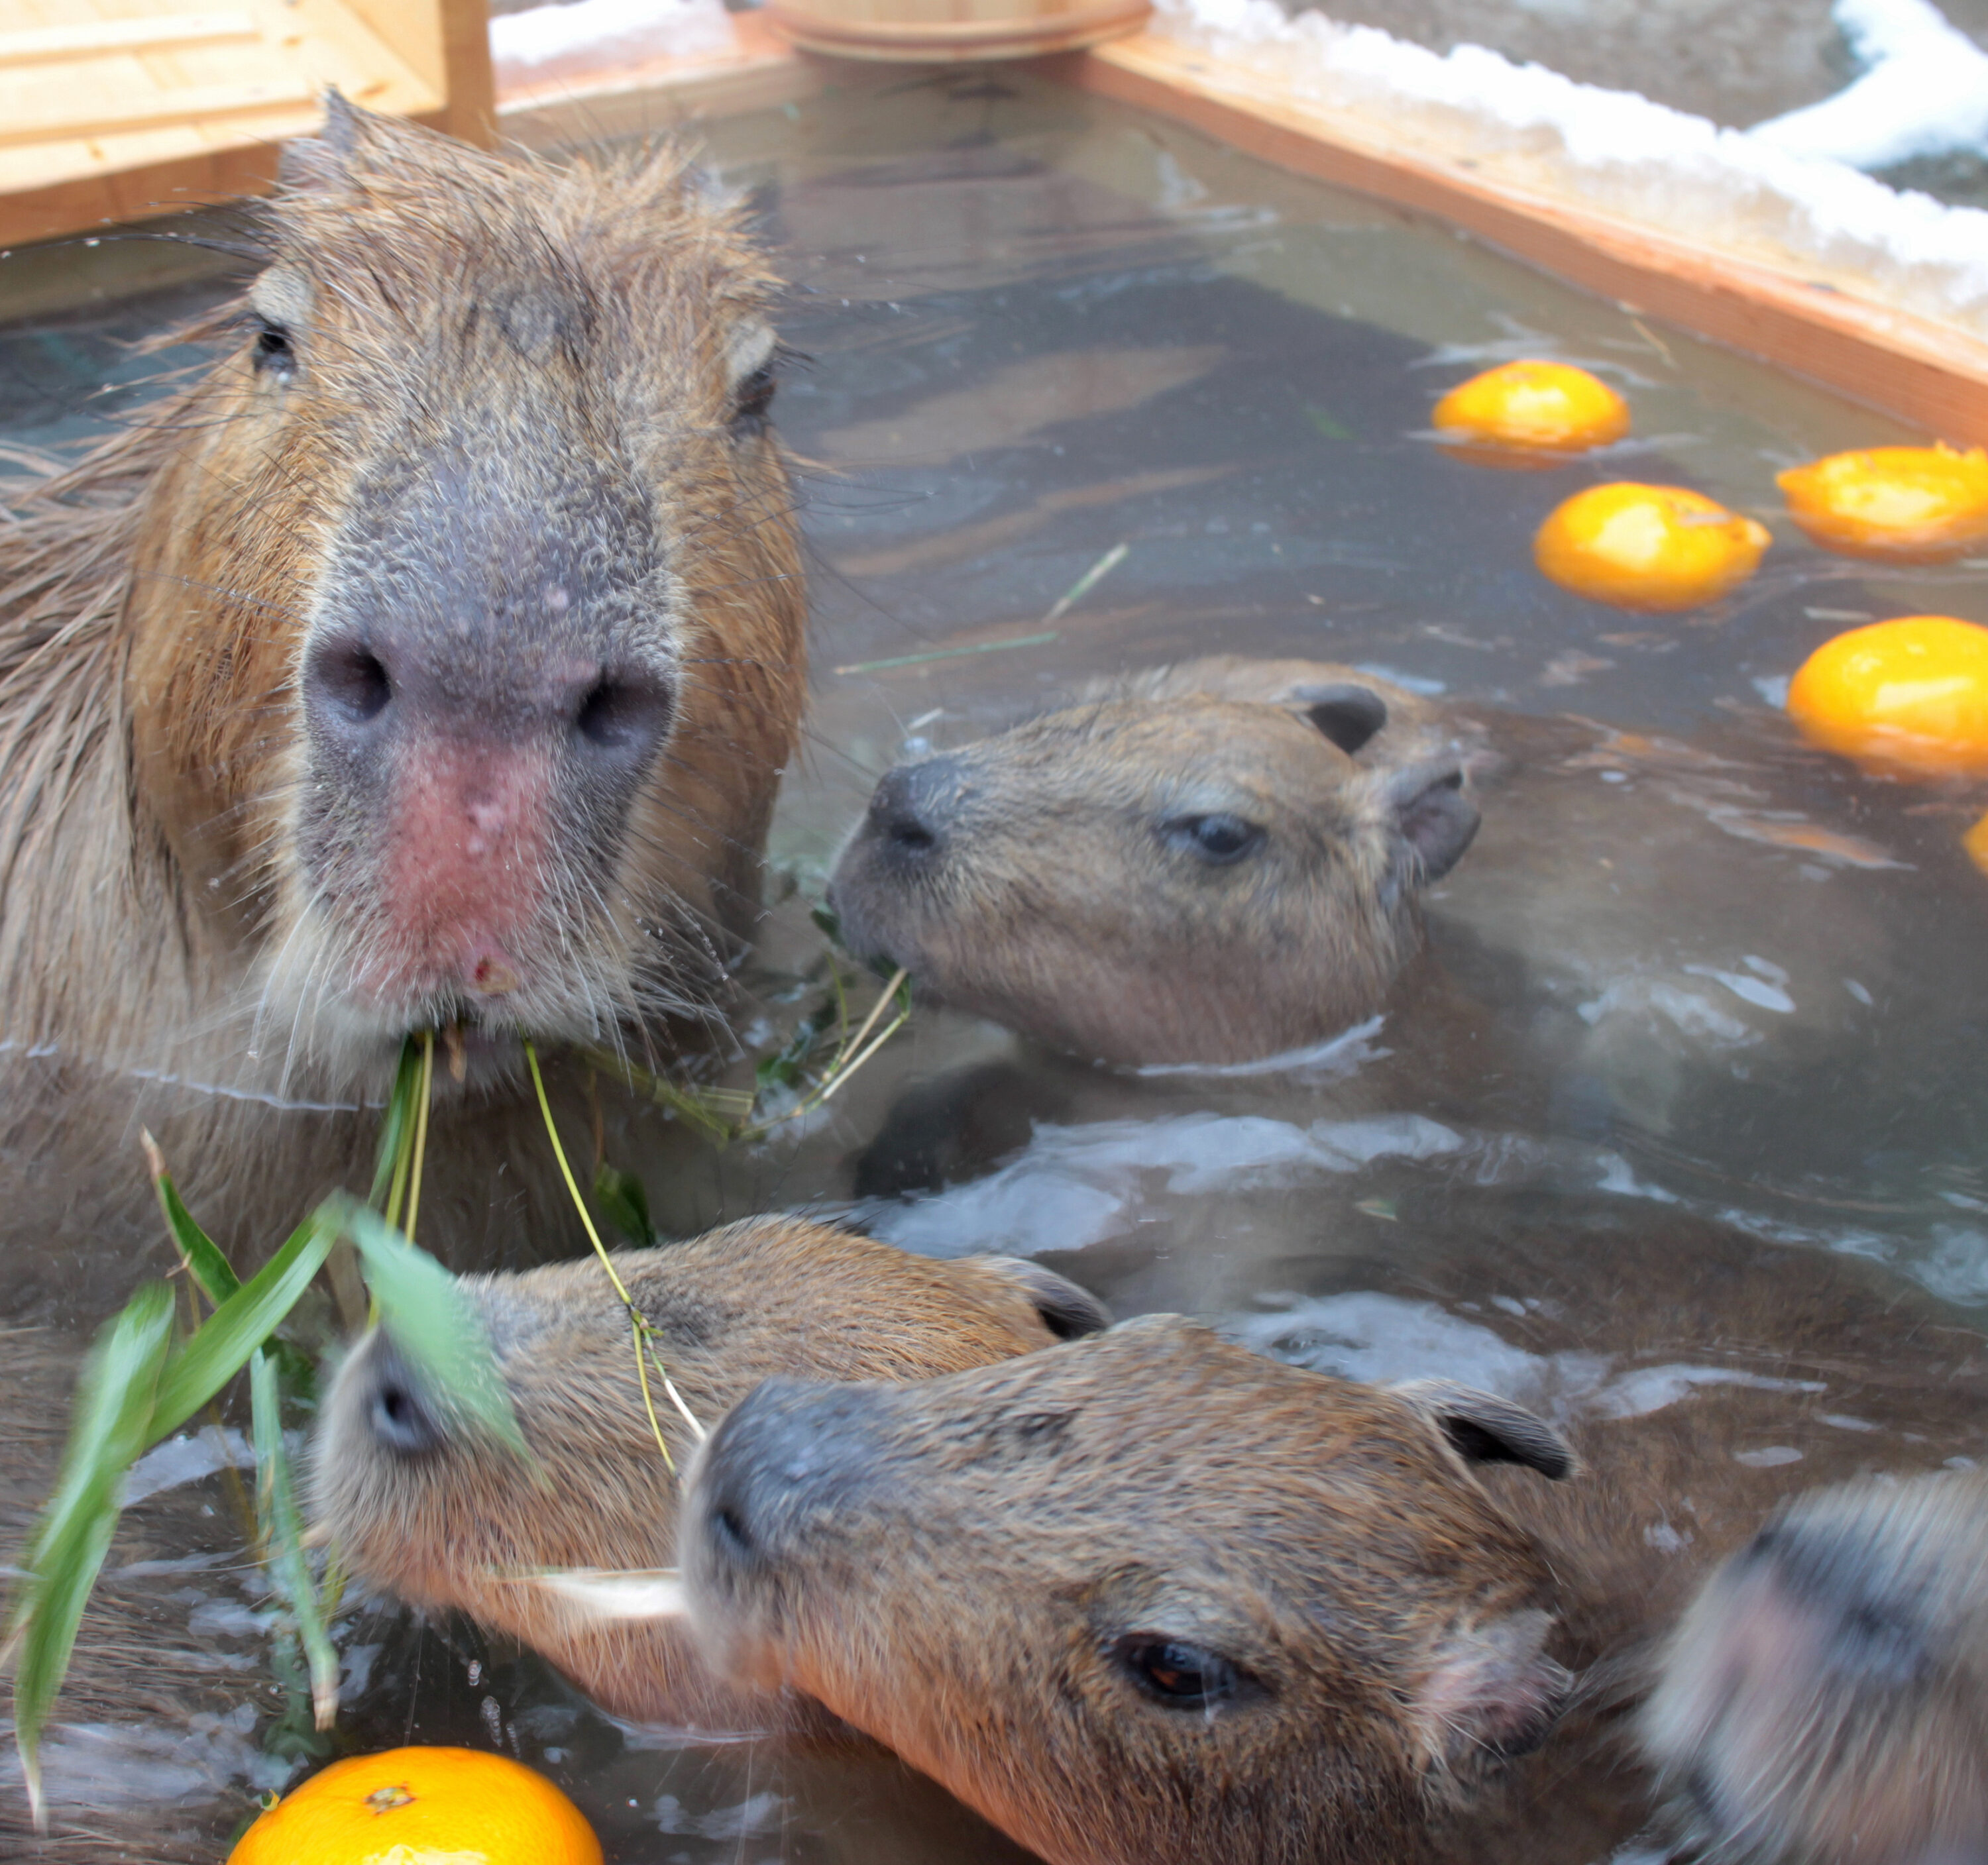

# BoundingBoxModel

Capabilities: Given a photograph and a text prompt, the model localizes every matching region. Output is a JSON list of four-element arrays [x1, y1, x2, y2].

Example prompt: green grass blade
[[249, 1352, 339, 1729], [369, 1036, 425, 1210], [149, 1212, 336, 1441], [142, 1134, 239, 1306], [337, 1200, 527, 1458], [9, 1283, 176, 1825]]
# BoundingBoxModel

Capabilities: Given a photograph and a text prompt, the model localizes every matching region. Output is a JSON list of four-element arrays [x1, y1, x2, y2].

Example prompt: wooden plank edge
[[1050, 33, 1988, 445]]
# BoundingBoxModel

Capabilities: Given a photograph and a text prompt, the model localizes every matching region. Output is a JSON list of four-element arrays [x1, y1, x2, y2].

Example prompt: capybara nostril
[[865, 756, 964, 864], [573, 669, 673, 759], [305, 633, 394, 733], [361, 1336, 447, 1460]]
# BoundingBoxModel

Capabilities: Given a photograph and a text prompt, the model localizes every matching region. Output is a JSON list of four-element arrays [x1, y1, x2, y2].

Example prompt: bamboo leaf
[[149, 1212, 336, 1442], [249, 1352, 339, 1729], [593, 1163, 655, 1248], [337, 1200, 528, 1459], [142, 1134, 240, 1306], [9, 1284, 176, 1824]]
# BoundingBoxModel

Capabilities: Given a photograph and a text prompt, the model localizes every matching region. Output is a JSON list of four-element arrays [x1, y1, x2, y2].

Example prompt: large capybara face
[[311, 1216, 1105, 1727], [681, 1316, 1576, 1864], [828, 689, 1480, 1067], [1644, 1471, 1988, 1865], [123, 99, 804, 1092]]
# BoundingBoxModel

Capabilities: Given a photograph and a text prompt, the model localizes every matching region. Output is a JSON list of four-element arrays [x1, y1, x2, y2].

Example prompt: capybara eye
[[1113, 1635, 1248, 1710], [730, 365, 777, 436], [1161, 813, 1265, 865], [250, 317, 296, 380]]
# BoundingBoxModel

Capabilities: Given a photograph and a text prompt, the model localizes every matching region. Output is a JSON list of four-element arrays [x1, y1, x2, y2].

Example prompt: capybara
[[0, 97, 804, 1281], [674, 1212, 1988, 1865], [828, 661, 1482, 1065], [311, 1214, 1108, 1729], [1644, 1470, 1988, 1865]]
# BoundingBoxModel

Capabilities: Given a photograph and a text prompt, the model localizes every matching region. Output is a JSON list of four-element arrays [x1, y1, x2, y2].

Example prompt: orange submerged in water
[[1965, 811, 1988, 874], [1533, 482, 1770, 612], [1778, 444, 1988, 562], [1431, 360, 1630, 462], [1787, 615, 1988, 780], [229, 1747, 602, 1865]]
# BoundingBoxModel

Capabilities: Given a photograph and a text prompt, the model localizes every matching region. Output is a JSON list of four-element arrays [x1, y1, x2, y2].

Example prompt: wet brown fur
[[311, 1214, 1106, 1730], [674, 1211, 1988, 1865]]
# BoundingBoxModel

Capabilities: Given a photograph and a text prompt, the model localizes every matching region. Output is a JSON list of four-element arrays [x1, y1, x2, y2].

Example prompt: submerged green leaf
[[337, 1201, 528, 1460], [594, 1163, 656, 1248], [10, 1283, 176, 1823], [149, 1212, 337, 1442]]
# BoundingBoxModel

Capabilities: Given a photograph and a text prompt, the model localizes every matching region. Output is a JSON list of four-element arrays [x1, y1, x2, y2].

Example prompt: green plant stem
[[404, 1031, 434, 1245], [522, 1042, 703, 1471]]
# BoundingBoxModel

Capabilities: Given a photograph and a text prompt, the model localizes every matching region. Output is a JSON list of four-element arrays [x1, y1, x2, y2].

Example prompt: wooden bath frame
[[499, 13, 1988, 447]]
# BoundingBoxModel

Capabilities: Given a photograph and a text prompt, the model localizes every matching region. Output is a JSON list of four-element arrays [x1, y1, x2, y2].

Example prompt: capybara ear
[[1392, 1379, 1575, 1479], [280, 89, 368, 192], [1413, 1609, 1573, 1781], [1296, 684, 1391, 756], [980, 1259, 1113, 1340], [1382, 763, 1481, 882]]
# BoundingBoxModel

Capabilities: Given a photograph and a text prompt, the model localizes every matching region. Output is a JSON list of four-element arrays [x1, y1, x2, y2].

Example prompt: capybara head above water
[[1644, 1470, 1988, 1865], [3, 98, 804, 1101], [681, 1316, 1576, 1865], [828, 673, 1480, 1066], [311, 1215, 1107, 1727]]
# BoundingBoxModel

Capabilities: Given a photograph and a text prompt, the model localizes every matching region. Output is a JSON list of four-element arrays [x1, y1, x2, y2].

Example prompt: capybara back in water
[[311, 1215, 1107, 1729], [0, 99, 804, 1261], [828, 661, 1481, 1066]]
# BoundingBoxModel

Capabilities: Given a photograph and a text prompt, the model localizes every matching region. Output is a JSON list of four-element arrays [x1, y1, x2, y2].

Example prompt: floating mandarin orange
[[1786, 615, 1988, 780], [1779, 443, 1988, 562], [1533, 482, 1770, 612], [229, 1746, 602, 1865], [1431, 360, 1630, 464]]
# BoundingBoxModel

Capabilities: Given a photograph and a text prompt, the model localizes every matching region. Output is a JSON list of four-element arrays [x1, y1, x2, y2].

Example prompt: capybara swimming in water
[[828, 661, 1482, 1066], [1644, 1469, 1988, 1865], [673, 1211, 1988, 1865], [0, 98, 804, 1288], [311, 1214, 1107, 1729]]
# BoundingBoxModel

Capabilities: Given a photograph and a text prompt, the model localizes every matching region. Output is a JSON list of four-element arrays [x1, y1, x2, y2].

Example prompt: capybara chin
[[827, 663, 1481, 1067], [309, 1215, 1108, 1729], [1645, 1471, 1988, 1865], [0, 97, 804, 1120], [681, 1318, 1576, 1865]]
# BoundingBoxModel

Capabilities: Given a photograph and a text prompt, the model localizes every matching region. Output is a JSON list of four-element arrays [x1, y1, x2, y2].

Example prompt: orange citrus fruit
[[1787, 615, 1988, 780], [229, 1747, 602, 1865], [1965, 811, 1988, 874], [1533, 482, 1770, 612], [1778, 444, 1988, 562], [1433, 360, 1630, 462]]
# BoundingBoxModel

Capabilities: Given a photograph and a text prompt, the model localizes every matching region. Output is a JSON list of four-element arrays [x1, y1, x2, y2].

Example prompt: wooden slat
[[1050, 31, 1988, 444], [0, 76, 317, 150], [0, 12, 258, 66]]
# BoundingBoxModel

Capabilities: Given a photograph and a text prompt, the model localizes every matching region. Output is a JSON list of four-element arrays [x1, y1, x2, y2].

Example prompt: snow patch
[[492, 0, 736, 89]]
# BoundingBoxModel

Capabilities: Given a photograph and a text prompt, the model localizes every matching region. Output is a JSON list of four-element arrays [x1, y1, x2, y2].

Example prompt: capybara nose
[[359, 1333, 449, 1460], [864, 756, 965, 865], [690, 1379, 887, 1573], [302, 625, 673, 769]]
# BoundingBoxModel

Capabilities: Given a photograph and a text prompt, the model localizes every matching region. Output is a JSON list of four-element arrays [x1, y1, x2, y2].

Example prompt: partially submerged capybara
[[1645, 1471, 1988, 1865], [0, 98, 803, 1277], [828, 660, 1482, 1065], [674, 1213, 1988, 1865], [311, 1214, 1106, 1728]]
